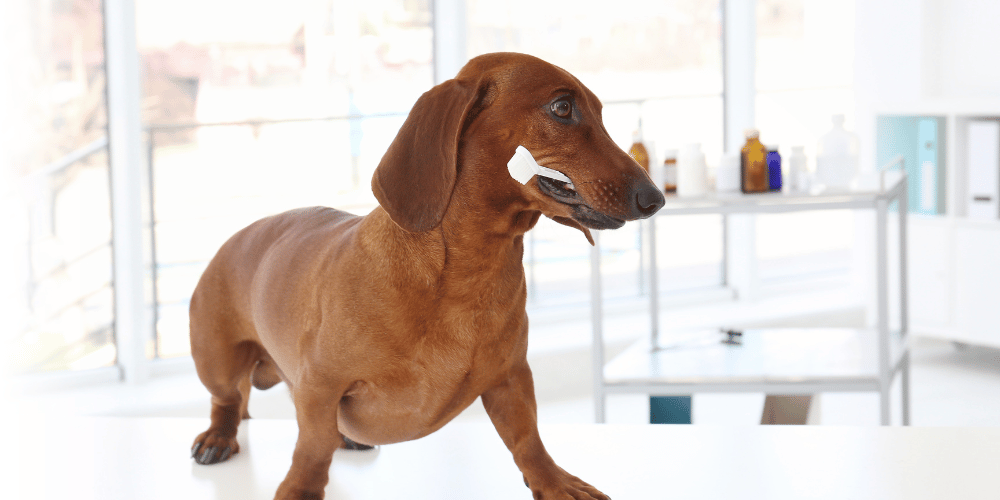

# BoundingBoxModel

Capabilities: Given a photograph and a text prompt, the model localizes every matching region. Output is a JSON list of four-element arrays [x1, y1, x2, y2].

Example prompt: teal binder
[[876, 115, 946, 214]]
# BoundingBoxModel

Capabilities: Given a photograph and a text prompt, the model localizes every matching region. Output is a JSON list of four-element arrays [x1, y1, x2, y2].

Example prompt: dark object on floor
[[650, 396, 692, 424], [721, 328, 744, 345]]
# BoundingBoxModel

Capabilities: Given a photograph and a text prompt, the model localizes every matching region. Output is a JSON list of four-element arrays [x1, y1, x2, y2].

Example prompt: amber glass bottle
[[628, 129, 650, 173], [741, 129, 769, 193]]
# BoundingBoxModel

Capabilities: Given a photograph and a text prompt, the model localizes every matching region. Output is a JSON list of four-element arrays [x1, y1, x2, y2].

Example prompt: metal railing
[[11, 136, 116, 374]]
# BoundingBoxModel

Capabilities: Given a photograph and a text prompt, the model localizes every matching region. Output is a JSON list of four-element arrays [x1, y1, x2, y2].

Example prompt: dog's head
[[372, 52, 664, 243]]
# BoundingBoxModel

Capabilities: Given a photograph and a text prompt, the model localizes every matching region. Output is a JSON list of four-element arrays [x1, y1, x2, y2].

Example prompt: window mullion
[[104, 0, 152, 384]]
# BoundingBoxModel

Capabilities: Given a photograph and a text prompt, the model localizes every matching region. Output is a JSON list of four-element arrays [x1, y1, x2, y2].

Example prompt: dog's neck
[[443, 155, 542, 244], [365, 194, 535, 297], [377, 178, 538, 297], [439, 179, 538, 274]]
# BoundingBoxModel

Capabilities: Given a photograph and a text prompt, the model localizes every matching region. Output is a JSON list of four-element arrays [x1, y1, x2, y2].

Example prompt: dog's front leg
[[482, 360, 610, 500], [275, 382, 346, 500]]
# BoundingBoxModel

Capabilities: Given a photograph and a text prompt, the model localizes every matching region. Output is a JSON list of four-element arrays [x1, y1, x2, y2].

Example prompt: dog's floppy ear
[[372, 79, 478, 233]]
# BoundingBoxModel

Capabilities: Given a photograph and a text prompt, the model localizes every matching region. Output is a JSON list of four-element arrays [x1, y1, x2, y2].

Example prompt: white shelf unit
[[876, 103, 1000, 348], [589, 176, 911, 425]]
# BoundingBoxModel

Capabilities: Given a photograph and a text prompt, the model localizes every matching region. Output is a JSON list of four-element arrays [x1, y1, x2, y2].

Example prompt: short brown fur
[[189, 52, 664, 499]]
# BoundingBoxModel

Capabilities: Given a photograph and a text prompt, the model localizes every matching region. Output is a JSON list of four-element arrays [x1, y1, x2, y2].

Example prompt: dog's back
[[189, 207, 361, 387]]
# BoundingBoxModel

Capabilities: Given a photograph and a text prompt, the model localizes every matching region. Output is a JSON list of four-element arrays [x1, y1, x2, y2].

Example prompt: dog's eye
[[550, 99, 572, 119]]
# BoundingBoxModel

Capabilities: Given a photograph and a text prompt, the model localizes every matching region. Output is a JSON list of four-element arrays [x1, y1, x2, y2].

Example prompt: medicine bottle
[[741, 129, 769, 193], [629, 129, 650, 173], [662, 149, 678, 193]]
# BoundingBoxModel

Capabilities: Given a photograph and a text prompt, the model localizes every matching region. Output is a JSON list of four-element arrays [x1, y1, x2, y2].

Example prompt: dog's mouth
[[537, 176, 625, 230]]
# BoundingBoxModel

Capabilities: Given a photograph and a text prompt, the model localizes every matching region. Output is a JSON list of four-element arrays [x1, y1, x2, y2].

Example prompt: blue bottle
[[766, 147, 782, 191]]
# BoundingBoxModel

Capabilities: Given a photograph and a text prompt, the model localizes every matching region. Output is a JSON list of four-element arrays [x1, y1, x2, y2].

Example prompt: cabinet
[[877, 103, 1000, 347], [955, 225, 1000, 346], [907, 219, 951, 326], [589, 175, 911, 426]]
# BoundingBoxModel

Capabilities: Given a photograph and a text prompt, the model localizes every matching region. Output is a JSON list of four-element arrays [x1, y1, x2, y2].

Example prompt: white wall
[[931, 0, 1000, 99], [853, 0, 923, 174], [855, 0, 1000, 173]]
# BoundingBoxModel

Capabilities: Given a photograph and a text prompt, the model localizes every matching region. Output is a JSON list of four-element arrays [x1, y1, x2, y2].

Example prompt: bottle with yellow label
[[741, 129, 769, 193]]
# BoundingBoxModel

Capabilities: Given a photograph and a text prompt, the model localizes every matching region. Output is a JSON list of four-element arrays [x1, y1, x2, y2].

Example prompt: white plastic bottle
[[816, 114, 859, 189], [788, 146, 808, 191], [716, 153, 740, 193], [677, 143, 708, 197]]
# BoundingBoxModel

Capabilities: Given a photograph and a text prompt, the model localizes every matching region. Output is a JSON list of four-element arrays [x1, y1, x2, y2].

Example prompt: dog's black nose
[[636, 183, 665, 218]]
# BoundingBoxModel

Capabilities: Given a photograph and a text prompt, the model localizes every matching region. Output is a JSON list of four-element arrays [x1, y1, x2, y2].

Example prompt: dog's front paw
[[525, 467, 610, 500], [274, 481, 324, 500], [191, 430, 240, 465]]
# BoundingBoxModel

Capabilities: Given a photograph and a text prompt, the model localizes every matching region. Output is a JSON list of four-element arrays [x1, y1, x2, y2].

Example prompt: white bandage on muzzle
[[506, 146, 574, 189]]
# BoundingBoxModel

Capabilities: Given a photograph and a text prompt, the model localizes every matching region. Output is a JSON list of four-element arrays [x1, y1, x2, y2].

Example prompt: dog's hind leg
[[243, 355, 285, 420], [191, 339, 260, 464], [189, 295, 261, 465]]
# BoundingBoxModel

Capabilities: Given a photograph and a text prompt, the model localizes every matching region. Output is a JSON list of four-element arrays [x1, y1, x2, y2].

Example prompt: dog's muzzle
[[538, 175, 663, 230], [536, 176, 620, 228]]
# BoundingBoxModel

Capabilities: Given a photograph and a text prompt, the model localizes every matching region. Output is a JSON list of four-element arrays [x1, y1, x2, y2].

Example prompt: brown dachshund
[[189, 52, 664, 499]]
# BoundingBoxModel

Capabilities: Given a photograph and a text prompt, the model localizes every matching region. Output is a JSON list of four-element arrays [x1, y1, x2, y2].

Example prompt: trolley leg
[[880, 389, 891, 426], [591, 232, 606, 423], [902, 351, 911, 426], [876, 198, 891, 426], [899, 177, 910, 427]]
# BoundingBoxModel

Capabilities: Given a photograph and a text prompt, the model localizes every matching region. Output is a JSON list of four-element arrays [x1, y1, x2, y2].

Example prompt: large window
[[136, 0, 433, 358], [4, 0, 115, 375]]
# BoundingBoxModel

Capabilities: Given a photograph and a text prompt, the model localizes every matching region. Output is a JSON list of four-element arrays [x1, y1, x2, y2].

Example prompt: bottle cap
[[632, 129, 642, 143], [744, 128, 760, 139], [662, 149, 678, 161], [832, 114, 845, 126], [792, 146, 805, 154]]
